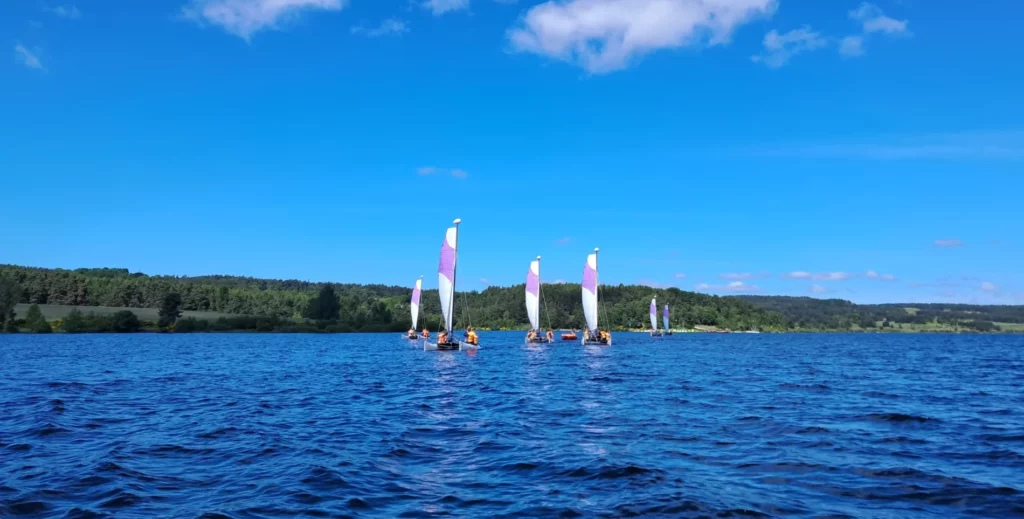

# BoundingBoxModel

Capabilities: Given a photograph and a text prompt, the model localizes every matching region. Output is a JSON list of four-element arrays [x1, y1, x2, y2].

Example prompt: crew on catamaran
[[546, 330, 554, 341], [527, 330, 537, 341], [438, 331, 448, 344], [421, 328, 430, 339], [464, 327, 479, 346], [407, 328, 417, 340]]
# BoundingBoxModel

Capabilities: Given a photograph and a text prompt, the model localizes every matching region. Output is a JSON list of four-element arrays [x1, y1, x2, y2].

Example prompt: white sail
[[650, 298, 657, 330], [437, 226, 458, 332], [411, 277, 422, 330], [663, 305, 669, 331], [526, 259, 540, 331], [582, 252, 599, 332]]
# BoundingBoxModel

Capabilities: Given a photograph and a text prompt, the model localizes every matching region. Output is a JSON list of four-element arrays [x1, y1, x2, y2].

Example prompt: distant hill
[[734, 296, 1024, 332]]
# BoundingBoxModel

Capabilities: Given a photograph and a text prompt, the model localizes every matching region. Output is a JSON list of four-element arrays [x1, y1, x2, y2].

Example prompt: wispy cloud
[[839, 35, 863, 57], [934, 239, 963, 248], [555, 236, 572, 246], [980, 281, 997, 292], [720, 272, 754, 280], [674, 273, 686, 279], [417, 166, 468, 178], [508, 0, 776, 74], [781, 271, 852, 281], [424, 0, 468, 15], [696, 281, 759, 293], [750, 131, 1024, 161], [751, 26, 827, 68], [810, 284, 828, 294], [865, 270, 897, 281], [850, 2, 909, 35], [183, 0, 345, 40], [14, 44, 45, 71], [46, 5, 81, 19], [480, 277, 491, 285], [639, 280, 671, 289], [351, 18, 407, 37]]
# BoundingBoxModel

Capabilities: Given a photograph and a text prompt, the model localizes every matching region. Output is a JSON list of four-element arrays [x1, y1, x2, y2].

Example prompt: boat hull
[[650, 331, 664, 337]]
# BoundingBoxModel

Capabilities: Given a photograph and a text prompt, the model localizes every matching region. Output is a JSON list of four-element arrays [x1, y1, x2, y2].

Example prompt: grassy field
[[14, 304, 240, 322]]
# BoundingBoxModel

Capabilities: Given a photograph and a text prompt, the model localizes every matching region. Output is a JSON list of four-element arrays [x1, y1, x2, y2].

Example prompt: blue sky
[[2, 0, 1022, 304]]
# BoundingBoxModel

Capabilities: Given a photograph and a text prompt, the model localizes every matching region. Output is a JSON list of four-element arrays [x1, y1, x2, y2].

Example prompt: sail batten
[[526, 259, 540, 331], [411, 278, 422, 330], [650, 298, 657, 330], [437, 226, 458, 332], [582, 253, 599, 332]]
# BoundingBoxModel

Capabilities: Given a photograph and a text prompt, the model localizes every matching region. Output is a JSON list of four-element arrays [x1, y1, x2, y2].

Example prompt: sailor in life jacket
[[546, 330, 554, 341], [407, 328, 417, 339], [599, 330, 610, 342], [438, 331, 448, 344], [465, 327, 479, 345], [527, 329, 537, 341]]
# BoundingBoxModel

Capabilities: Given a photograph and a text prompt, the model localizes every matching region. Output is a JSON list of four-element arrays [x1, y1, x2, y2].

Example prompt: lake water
[[1, 332, 1022, 518]]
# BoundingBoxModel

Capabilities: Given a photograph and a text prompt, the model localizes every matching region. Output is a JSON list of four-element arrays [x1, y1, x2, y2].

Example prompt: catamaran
[[425, 219, 479, 351], [650, 298, 663, 337], [525, 256, 553, 344], [664, 304, 673, 335], [581, 248, 612, 346], [405, 276, 423, 341]]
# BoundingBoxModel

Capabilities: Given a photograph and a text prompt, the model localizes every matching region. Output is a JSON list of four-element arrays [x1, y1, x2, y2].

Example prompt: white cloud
[[980, 281, 997, 292], [782, 271, 852, 281], [850, 2, 908, 35], [555, 236, 572, 246], [639, 279, 671, 288], [839, 35, 863, 57], [508, 0, 777, 74], [450, 169, 469, 179], [674, 273, 686, 279], [750, 131, 1024, 161], [751, 26, 826, 68], [46, 5, 81, 19], [14, 44, 45, 71], [695, 280, 758, 293], [417, 166, 439, 175], [424, 0, 469, 15], [720, 272, 755, 280], [418, 166, 469, 178], [866, 270, 898, 281], [810, 284, 828, 294], [183, 0, 345, 40], [351, 19, 407, 37], [934, 239, 963, 248], [480, 277, 491, 285]]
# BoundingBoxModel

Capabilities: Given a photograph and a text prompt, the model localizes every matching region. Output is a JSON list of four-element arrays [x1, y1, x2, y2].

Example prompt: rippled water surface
[[2, 333, 1023, 518]]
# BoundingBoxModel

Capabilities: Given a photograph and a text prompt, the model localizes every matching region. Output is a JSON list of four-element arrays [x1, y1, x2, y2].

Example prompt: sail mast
[[449, 218, 461, 332]]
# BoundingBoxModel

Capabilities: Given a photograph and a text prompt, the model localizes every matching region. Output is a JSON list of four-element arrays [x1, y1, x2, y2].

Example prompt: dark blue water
[[2, 333, 1023, 518]]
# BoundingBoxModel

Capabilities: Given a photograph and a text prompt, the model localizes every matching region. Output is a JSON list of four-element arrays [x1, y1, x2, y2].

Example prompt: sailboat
[[525, 256, 552, 344], [664, 304, 673, 335], [405, 276, 423, 341], [581, 248, 612, 346], [650, 298, 663, 337], [425, 219, 478, 351]]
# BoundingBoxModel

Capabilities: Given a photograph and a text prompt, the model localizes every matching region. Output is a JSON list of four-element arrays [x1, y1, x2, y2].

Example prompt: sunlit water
[[1, 332, 1022, 518]]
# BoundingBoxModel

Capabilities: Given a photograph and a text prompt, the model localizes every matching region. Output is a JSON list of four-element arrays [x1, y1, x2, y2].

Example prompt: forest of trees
[[734, 296, 1023, 332], [2, 265, 1019, 333], [0, 265, 783, 332]]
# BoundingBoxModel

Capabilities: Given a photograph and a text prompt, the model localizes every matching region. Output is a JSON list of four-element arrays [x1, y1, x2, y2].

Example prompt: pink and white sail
[[663, 304, 670, 331], [650, 298, 657, 331], [437, 225, 458, 333], [411, 277, 422, 330], [582, 250, 599, 332], [526, 258, 540, 331]]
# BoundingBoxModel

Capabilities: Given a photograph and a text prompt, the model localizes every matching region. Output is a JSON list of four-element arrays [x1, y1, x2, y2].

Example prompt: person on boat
[[465, 327, 479, 346], [546, 330, 554, 342], [599, 330, 610, 343], [527, 329, 537, 342], [407, 328, 417, 339], [421, 328, 430, 339], [438, 331, 448, 344], [584, 329, 591, 341]]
